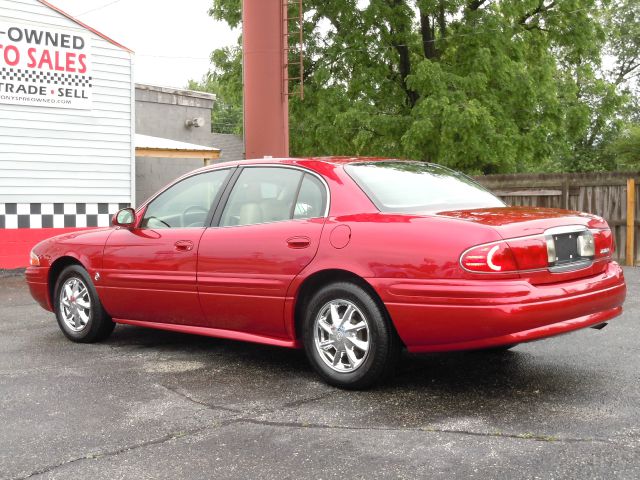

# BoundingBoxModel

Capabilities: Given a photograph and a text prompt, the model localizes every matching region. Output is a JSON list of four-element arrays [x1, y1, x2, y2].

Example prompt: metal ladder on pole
[[283, 0, 304, 100]]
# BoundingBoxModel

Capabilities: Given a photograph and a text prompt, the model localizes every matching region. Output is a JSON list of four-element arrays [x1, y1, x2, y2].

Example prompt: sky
[[52, 0, 239, 88], [44, 1, 627, 93]]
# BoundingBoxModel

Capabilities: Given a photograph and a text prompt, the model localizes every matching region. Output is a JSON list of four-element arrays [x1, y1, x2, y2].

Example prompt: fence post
[[627, 178, 636, 267], [561, 178, 569, 210]]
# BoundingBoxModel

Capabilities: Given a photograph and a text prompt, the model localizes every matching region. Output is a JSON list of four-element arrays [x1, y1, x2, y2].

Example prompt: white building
[[0, 0, 134, 268]]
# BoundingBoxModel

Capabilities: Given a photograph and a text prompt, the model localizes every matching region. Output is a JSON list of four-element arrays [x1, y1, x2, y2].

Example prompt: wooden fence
[[474, 172, 639, 266]]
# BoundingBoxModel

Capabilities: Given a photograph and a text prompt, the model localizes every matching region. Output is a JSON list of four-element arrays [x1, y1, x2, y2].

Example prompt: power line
[[76, 0, 123, 17], [137, 54, 211, 60]]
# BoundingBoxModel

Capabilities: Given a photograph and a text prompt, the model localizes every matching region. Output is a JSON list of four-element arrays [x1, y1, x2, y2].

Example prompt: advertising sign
[[0, 22, 92, 109]]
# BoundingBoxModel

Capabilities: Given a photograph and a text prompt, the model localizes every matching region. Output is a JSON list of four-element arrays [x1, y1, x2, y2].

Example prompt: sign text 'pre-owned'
[[0, 22, 92, 109]]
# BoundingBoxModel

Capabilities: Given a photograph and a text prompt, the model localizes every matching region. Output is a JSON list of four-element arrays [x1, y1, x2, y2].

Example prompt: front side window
[[220, 167, 326, 227], [141, 169, 230, 229], [345, 161, 504, 213]]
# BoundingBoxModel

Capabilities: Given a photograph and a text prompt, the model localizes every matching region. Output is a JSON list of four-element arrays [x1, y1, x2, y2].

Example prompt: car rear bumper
[[25, 266, 53, 311], [369, 262, 626, 353]]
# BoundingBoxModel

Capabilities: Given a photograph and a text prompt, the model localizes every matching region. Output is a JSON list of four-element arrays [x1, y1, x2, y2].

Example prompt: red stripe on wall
[[0, 228, 92, 269]]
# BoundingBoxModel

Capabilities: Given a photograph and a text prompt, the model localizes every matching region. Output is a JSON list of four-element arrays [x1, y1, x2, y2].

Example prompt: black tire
[[53, 265, 115, 343], [302, 281, 401, 389]]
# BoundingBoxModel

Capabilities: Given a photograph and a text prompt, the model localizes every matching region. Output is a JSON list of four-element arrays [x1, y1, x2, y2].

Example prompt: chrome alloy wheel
[[313, 299, 370, 372], [59, 277, 91, 332]]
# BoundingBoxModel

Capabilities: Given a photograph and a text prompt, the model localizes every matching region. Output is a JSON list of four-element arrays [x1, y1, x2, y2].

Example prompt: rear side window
[[294, 174, 327, 219], [220, 167, 303, 227], [220, 168, 328, 227], [345, 161, 504, 213]]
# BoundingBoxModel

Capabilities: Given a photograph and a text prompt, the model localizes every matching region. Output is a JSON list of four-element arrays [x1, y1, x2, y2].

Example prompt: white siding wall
[[0, 0, 134, 204]]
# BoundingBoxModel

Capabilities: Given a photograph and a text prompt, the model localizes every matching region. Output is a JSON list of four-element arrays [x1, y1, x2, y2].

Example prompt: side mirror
[[112, 207, 137, 228]]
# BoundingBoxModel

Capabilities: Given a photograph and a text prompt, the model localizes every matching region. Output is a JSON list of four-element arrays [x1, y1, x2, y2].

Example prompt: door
[[99, 168, 233, 325], [198, 166, 328, 338]]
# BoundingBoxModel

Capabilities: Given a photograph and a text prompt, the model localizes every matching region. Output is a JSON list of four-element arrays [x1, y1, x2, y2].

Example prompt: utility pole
[[242, 0, 289, 159]]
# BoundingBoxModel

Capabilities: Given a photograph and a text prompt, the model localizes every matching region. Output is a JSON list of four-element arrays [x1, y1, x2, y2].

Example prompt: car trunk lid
[[435, 206, 608, 235], [436, 207, 613, 284]]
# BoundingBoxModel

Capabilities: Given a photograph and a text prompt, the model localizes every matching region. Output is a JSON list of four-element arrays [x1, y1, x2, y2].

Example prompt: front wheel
[[54, 265, 115, 343], [302, 282, 401, 389]]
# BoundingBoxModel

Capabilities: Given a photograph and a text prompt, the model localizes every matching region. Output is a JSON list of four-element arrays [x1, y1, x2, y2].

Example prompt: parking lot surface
[[1, 268, 638, 479]]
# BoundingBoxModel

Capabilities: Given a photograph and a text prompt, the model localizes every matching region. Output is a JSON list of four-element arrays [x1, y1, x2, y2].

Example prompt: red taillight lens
[[507, 237, 549, 271], [462, 229, 612, 275], [592, 229, 614, 259], [461, 242, 518, 273], [461, 237, 549, 273]]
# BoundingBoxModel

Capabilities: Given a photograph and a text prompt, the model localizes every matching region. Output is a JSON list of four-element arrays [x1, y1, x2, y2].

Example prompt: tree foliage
[[606, 124, 640, 170], [188, 46, 243, 135], [194, 0, 639, 174]]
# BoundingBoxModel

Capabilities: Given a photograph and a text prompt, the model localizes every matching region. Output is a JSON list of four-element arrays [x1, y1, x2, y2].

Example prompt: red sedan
[[26, 158, 626, 388]]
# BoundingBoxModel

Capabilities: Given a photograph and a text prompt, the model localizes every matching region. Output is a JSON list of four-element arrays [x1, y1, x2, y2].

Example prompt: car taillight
[[461, 237, 549, 273], [460, 242, 518, 273], [506, 237, 549, 271], [592, 229, 614, 259], [462, 228, 613, 275]]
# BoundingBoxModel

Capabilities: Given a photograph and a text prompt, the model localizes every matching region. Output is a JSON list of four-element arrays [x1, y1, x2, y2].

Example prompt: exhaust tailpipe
[[590, 322, 608, 330]]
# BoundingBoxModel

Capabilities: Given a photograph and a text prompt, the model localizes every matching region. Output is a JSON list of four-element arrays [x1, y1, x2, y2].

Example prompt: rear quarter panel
[[284, 212, 506, 338], [308, 214, 503, 280]]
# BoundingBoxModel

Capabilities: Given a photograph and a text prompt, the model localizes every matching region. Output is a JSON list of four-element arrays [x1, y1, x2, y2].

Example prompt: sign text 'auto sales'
[[0, 22, 92, 109]]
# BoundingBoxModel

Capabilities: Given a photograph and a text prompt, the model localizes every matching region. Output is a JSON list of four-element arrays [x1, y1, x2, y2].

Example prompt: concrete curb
[[0, 268, 25, 278]]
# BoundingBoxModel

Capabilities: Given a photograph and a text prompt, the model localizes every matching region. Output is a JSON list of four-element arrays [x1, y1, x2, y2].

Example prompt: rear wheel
[[54, 265, 115, 343], [302, 282, 400, 389]]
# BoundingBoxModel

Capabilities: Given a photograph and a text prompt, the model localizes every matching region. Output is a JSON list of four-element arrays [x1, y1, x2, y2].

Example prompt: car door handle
[[174, 240, 194, 251], [287, 236, 311, 249]]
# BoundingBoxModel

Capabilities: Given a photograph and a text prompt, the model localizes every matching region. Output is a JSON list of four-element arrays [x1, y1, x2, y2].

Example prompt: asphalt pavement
[[1, 268, 638, 479]]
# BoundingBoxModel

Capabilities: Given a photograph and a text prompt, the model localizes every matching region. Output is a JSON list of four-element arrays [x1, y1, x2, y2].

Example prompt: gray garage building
[[134, 83, 244, 205]]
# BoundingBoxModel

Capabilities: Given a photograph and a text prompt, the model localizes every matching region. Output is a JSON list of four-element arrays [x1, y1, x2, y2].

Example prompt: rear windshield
[[344, 161, 505, 213]]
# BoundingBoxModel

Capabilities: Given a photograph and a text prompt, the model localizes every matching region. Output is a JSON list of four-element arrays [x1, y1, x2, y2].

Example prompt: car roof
[[194, 156, 409, 174]]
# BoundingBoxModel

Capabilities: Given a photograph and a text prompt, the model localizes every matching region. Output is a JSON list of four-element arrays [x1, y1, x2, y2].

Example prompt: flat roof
[[135, 83, 216, 101], [135, 134, 221, 160]]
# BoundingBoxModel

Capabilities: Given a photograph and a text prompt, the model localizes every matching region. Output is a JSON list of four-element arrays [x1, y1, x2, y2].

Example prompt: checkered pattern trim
[[0, 203, 129, 229], [0, 67, 92, 87]]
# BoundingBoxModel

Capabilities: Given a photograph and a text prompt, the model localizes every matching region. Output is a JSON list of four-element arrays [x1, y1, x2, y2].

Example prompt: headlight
[[29, 251, 40, 266]]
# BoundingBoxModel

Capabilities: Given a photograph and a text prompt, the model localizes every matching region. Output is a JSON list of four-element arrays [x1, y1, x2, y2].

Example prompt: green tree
[[607, 123, 640, 170], [203, 0, 638, 174], [188, 46, 243, 135], [566, 0, 640, 171]]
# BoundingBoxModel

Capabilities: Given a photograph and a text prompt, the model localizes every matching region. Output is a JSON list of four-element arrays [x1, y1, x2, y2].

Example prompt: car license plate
[[552, 232, 580, 264]]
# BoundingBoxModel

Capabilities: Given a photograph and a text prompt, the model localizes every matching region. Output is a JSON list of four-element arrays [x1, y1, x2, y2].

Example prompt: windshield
[[344, 161, 505, 213]]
